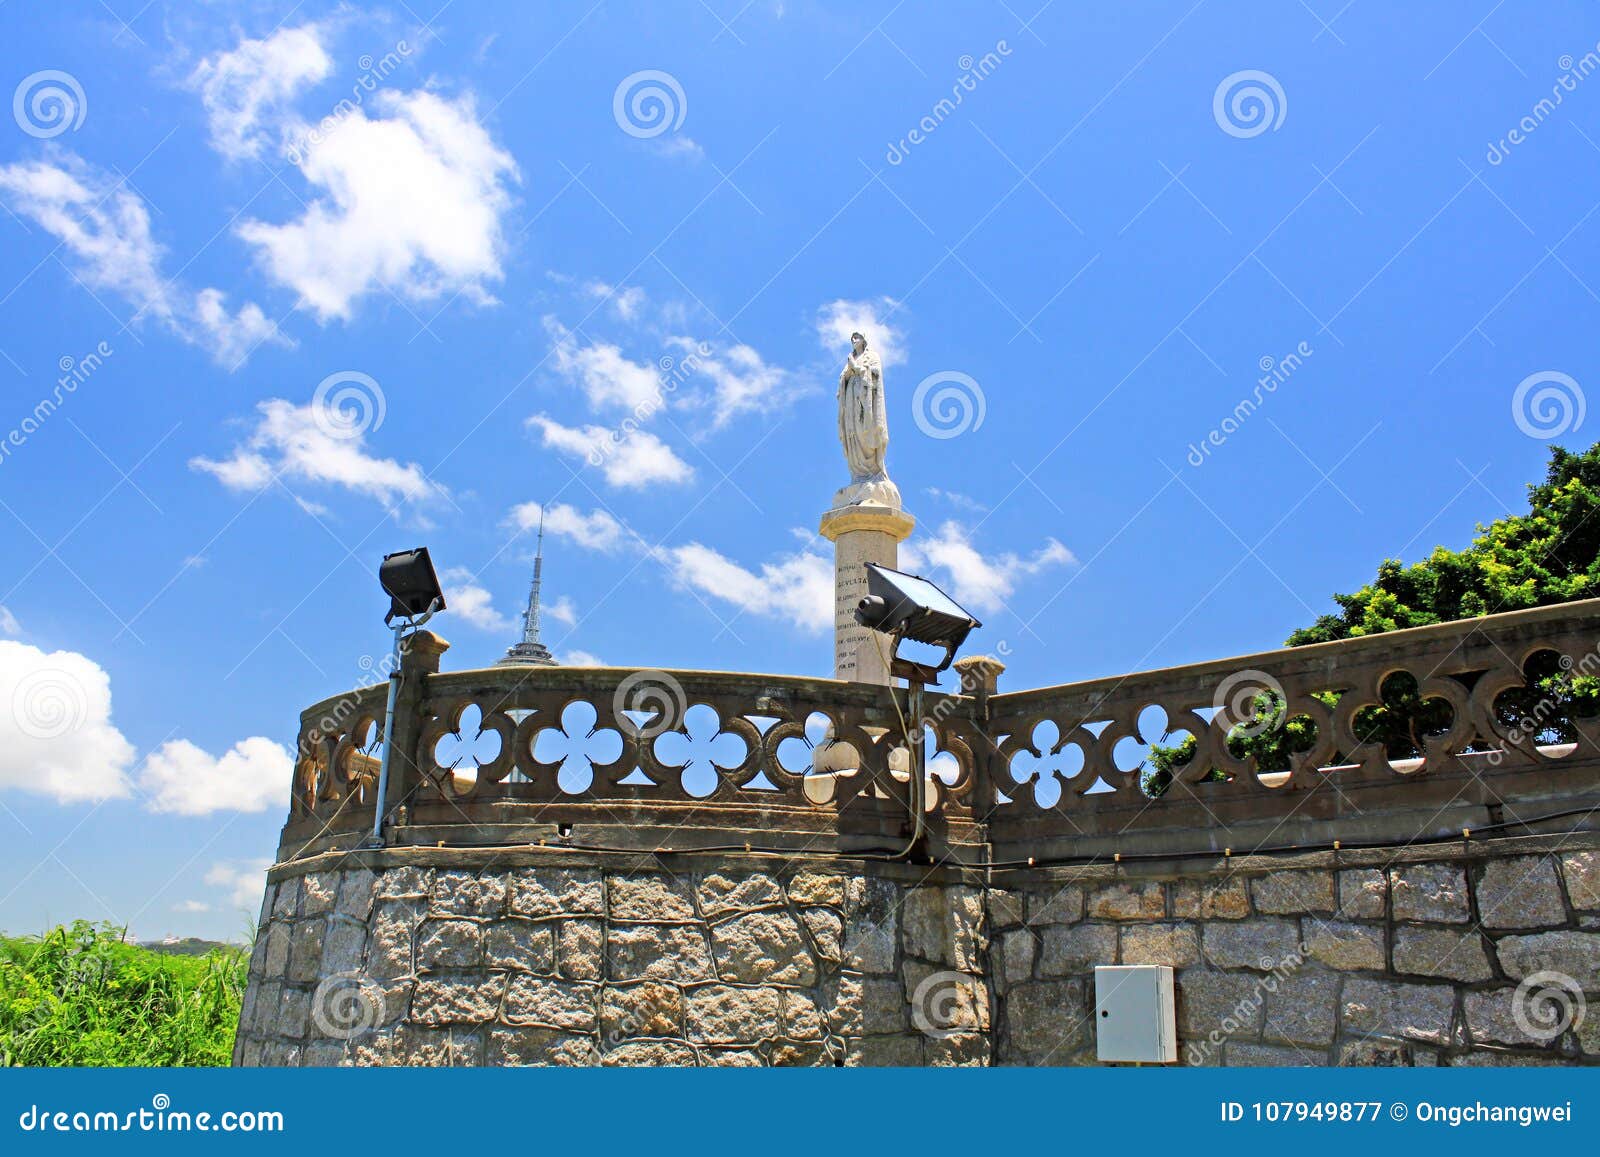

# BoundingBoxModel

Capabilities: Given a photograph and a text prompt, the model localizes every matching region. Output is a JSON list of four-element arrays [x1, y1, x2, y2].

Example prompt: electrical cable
[[275, 804, 1600, 874]]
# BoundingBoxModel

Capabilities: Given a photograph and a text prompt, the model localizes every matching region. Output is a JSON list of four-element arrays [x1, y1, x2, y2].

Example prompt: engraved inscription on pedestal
[[820, 506, 915, 685]]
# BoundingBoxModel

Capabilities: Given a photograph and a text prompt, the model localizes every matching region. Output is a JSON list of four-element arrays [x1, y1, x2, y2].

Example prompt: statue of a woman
[[835, 331, 900, 508]]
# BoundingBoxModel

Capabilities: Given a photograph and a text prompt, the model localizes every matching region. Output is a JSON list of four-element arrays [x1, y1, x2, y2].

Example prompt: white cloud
[[652, 136, 705, 161], [816, 297, 906, 368], [530, 415, 693, 488], [901, 521, 1075, 614], [662, 541, 833, 633], [0, 641, 136, 804], [582, 281, 647, 322], [562, 649, 604, 666], [546, 595, 577, 626], [0, 156, 287, 367], [439, 567, 514, 632], [192, 288, 284, 366], [544, 317, 663, 412], [504, 504, 834, 634], [509, 501, 629, 553], [173, 899, 211, 913], [190, 24, 333, 160], [0, 606, 19, 636], [926, 487, 989, 513], [205, 859, 273, 909], [140, 736, 293, 816], [674, 338, 792, 429], [0, 641, 297, 815], [238, 88, 518, 320], [192, 398, 440, 507]]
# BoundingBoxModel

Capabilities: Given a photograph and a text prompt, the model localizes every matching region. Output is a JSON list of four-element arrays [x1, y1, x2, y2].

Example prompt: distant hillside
[[140, 936, 239, 957]]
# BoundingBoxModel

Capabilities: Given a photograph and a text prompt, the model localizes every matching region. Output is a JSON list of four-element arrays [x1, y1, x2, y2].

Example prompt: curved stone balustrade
[[278, 600, 1600, 864], [284, 661, 987, 860], [985, 598, 1600, 859]]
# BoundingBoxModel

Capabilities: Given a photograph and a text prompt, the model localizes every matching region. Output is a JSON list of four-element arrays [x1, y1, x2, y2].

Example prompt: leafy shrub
[[0, 921, 245, 1066]]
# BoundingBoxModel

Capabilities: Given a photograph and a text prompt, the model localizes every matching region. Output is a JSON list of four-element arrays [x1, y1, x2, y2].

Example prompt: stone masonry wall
[[234, 856, 989, 1066], [236, 835, 1600, 1066], [989, 836, 1600, 1066]]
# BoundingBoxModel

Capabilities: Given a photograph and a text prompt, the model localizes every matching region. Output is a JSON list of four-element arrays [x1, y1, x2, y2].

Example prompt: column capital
[[818, 504, 915, 543]]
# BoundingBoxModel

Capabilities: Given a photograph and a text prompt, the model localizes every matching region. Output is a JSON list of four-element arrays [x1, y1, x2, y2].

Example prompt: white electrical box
[[1094, 965, 1177, 1063]]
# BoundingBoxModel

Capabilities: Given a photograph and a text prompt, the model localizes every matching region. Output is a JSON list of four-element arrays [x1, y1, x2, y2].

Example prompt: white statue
[[835, 331, 901, 508]]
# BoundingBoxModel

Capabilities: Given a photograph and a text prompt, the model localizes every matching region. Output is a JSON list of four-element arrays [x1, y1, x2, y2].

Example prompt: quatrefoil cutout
[[1008, 720, 1086, 808], [433, 704, 503, 793], [530, 700, 623, 794], [653, 704, 749, 798]]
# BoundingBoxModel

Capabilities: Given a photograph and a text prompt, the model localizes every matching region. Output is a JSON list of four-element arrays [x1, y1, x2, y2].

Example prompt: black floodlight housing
[[854, 563, 981, 684], [379, 546, 445, 625]]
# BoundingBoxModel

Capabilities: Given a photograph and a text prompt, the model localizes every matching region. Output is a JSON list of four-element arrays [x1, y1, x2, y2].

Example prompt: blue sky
[[1, 1, 1598, 940]]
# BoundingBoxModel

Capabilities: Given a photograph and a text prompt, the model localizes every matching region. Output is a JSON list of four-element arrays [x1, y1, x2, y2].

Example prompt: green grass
[[0, 920, 246, 1066]]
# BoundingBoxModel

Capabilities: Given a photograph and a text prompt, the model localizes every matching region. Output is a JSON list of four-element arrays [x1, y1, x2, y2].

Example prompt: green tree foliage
[[1145, 443, 1600, 794], [0, 921, 246, 1066]]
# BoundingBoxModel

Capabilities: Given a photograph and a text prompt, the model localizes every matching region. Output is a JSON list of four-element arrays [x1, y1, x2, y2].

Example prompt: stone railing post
[[953, 655, 1006, 817], [384, 629, 449, 824]]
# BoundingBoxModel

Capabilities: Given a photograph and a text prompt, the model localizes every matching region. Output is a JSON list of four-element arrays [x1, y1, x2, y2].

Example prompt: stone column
[[818, 504, 915, 684], [385, 629, 449, 816]]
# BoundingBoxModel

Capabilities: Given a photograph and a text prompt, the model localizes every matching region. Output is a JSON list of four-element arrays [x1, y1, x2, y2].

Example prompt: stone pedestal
[[818, 504, 915, 684]]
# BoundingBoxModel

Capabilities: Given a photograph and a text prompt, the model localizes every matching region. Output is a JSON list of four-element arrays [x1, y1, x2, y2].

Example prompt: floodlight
[[379, 546, 446, 624], [854, 563, 981, 685], [364, 546, 448, 849]]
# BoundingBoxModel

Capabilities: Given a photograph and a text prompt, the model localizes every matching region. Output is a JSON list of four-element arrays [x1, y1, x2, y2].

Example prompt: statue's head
[[850, 331, 866, 353]]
